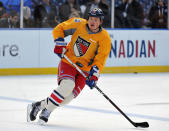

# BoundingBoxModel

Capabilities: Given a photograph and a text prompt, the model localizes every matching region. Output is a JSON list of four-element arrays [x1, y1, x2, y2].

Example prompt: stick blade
[[134, 122, 149, 128]]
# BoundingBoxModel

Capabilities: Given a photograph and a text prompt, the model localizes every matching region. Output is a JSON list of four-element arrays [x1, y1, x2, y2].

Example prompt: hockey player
[[27, 8, 111, 124]]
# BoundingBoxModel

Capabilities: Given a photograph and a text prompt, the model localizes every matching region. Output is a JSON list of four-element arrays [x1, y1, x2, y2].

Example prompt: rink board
[[0, 66, 169, 75], [0, 29, 169, 75]]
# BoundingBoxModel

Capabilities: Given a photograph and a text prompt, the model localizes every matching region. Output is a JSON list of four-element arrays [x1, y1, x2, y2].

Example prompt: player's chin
[[89, 25, 96, 30]]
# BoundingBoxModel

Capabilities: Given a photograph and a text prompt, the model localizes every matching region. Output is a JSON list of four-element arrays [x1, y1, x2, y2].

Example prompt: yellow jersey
[[53, 17, 111, 72]]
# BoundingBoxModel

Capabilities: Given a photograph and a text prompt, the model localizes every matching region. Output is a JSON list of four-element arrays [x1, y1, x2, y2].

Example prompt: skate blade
[[27, 104, 32, 122], [38, 119, 46, 125]]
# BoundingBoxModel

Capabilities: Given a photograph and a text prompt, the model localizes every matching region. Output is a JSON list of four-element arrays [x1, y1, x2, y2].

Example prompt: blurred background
[[0, 0, 168, 29]]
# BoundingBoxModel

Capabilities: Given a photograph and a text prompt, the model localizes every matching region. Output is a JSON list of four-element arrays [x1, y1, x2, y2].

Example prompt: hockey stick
[[64, 55, 149, 128]]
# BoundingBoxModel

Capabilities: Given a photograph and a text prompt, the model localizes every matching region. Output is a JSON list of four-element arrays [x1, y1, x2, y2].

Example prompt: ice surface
[[0, 73, 169, 131]]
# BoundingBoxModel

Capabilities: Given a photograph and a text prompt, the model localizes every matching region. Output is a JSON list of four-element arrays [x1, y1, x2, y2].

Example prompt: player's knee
[[56, 79, 75, 98]]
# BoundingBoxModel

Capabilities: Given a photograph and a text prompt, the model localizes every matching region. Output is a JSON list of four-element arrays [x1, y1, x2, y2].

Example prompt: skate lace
[[33, 104, 41, 116], [41, 109, 51, 118]]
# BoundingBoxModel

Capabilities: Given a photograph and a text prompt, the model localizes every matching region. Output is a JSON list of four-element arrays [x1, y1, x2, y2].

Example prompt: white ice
[[0, 73, 169, 131]]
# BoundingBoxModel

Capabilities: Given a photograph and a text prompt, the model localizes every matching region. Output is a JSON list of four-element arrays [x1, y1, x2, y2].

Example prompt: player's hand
[[54, 37, 67, 58], [86, 65, 99, 89]]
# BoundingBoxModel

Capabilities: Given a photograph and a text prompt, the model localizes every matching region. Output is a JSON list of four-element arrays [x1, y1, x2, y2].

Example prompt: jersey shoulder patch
[[74, 18, 81, 22]]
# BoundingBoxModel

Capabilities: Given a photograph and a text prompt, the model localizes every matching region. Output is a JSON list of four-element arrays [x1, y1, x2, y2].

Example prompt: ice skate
[[38, 108, 51, 125], [27, 101, 41, 122]]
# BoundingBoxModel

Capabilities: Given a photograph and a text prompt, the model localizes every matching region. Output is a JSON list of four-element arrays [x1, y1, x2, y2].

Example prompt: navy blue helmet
[[88, 8, 104, 20]]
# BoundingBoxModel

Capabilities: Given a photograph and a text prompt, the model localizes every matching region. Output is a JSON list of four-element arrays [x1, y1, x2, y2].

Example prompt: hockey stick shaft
[[63, 55, 149, 128]]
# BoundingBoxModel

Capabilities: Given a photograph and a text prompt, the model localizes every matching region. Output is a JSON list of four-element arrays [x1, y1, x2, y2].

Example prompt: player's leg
[[38, 79, 75, 123], [27, 78, 76, 123], [38, 61, 77, 124], [27, 61, 76, 123], [38, 64, 87, 124]]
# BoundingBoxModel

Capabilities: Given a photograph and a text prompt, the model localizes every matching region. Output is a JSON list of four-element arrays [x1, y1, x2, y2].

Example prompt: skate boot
[[38, 108, 51, 125], [27, 101, 41, 122]]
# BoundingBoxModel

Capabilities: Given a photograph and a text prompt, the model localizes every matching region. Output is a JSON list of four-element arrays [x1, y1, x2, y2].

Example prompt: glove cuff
[[54, 45, 66, 54], [90, 75, 98, 81], [54, 37, 67, 46]]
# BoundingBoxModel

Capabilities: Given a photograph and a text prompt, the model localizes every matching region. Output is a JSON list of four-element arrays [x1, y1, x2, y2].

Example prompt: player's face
[[88, 17, 102, 33]]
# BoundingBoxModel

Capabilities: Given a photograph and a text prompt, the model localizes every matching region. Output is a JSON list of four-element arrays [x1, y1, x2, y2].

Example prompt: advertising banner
[[106, 30, 169, 66], [0, 30, 59, 69]]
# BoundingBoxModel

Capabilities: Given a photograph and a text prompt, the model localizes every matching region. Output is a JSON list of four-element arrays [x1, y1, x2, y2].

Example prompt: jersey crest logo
[[74, 36, 90, 57]]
